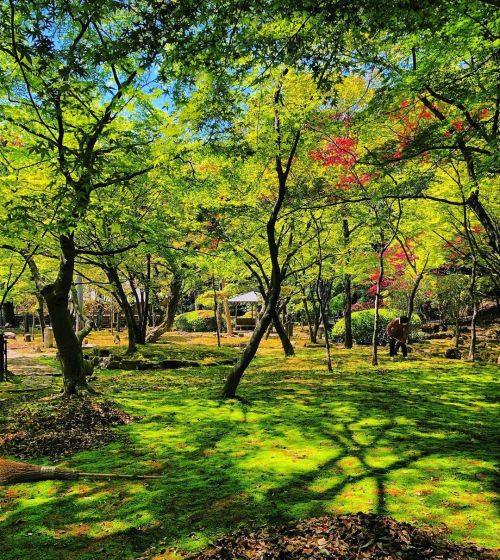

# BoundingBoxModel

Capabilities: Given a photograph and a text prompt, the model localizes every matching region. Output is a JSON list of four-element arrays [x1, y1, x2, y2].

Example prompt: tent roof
[[228, 291, 263, 303]]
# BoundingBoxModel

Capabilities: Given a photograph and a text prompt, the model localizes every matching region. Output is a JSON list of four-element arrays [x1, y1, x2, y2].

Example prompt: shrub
[[331, 309, 421, 345], [174, 310, 218, 332], [174, 310, 228, 332]]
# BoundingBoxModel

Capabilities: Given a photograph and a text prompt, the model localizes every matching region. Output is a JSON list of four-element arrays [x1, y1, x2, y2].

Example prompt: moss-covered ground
[[0, 333, 498, 559]]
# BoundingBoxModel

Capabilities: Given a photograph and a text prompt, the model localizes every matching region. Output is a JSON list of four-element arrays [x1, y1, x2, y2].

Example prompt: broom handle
[[73, 471, 164, 479]]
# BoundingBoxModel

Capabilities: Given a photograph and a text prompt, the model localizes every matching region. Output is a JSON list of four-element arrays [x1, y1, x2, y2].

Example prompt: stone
[[97, 356, 112, 369], [24, 333, 33, 342], [445, 348, 461, 359], [44, 327, 54, 348], [3, 332, 16, 340]]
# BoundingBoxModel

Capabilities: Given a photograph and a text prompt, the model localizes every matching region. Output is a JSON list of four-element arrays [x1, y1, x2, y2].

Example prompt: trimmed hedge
[[331, 309, 421, 345], [174, 310, 217, 332]]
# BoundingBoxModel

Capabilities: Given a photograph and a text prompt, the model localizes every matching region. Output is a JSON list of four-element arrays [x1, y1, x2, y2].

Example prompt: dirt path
[[1, 341, 59, 394]]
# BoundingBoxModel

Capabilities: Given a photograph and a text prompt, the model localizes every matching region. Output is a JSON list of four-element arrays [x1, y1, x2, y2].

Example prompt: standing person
[[387, 315, 410, 360]]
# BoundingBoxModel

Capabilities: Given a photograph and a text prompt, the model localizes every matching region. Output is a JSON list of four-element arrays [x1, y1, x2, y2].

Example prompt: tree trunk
[[0, 332, 6, 382], [273, 311, 294, 356], [71, 284, 93, 344], [302, 297, 316, 343], [468, 257, 478, 361], [342, 219, 353, 349], [407, 272, 424, 319], [2, 301, 16, 326], [222, 78, 299, 398], [222, 301, 275, 398], [344, 274, 353, 349], [455, 313, 460, 350], [36, 295, 45, 342], [166, 275, 182, 331], [316, 278, 333, 372], [145, 274, 183, 343], [467, 192, 499, 256], [140, 255, 151, 342], [126, 317, 137, 353], [372, 251, 384, 366], [105, 267, 142, 353], [212, 274, 221, 348], [40, 234, 88, 395], [221, 280, 233, 336], [321, 306, 333, 371]]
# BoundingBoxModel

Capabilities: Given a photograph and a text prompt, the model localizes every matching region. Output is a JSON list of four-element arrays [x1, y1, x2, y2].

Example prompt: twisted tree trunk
[[38, 234, 89, 395]]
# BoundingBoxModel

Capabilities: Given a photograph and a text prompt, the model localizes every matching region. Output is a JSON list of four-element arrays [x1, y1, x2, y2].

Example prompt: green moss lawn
[[0, 335, 498, 559]]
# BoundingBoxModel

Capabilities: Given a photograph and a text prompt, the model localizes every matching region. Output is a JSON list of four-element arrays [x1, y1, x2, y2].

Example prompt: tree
[[221, 70, 303, 397], [359, 1, 499, 256], [0, 0, 221, 391]]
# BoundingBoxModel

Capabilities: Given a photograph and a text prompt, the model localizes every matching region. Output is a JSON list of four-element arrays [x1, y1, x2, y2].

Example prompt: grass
[[0, 333, 499, 559]]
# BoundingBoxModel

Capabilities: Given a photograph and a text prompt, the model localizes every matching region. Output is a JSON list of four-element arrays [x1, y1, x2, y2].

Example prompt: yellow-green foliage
[[173, 310, 217, 332]]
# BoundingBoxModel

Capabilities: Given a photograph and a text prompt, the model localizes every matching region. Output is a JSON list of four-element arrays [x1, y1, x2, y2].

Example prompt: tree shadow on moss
[[1, 353, 498, 559]]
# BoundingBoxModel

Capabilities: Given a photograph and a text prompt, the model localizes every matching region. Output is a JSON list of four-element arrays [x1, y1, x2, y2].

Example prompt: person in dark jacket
[[386, 315, 410, 360]]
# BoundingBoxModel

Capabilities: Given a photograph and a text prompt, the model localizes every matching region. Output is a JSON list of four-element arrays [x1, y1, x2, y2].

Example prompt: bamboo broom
[[0, 458, 164, 485]]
